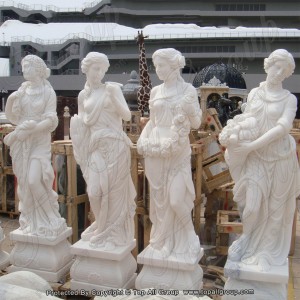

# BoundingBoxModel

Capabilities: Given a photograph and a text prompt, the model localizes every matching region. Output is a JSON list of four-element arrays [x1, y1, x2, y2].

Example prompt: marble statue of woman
[[220, 49, 300, 271], [4, 55, 67, 236], [70, 52, 136, 249], [137, 48, 202, 258]]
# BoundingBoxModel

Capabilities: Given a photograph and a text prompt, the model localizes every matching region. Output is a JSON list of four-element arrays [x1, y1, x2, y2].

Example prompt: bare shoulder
[[287, 92, 297, 107], [150, 85, 160, 98], [184, 82, 198, 95]]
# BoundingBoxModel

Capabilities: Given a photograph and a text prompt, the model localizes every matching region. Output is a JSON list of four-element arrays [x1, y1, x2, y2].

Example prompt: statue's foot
[[258, 257, 271, 272], [81, 222, 98, 240], [104, 241, 115, 251]]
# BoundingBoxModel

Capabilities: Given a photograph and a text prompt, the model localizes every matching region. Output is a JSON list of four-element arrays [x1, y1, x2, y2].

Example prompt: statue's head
[[152, 48, 185, 71], [21, 55, 50, 81], [152, 48, 185, 81], [264, 49, 295, 79], [81, 52, 110, 75]]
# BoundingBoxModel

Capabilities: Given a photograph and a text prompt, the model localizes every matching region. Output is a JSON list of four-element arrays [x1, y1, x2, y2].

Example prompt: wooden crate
[[0, 125, 19, 216], [202, 151, 232, 194], [52, 140, 89, 243], [216, 210, 242, 255], [0, 125, 15, 168], [123, 111, 141, 143]]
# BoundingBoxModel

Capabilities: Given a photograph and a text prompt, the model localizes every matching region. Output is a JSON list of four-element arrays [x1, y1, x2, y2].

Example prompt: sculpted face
[[22, 61, 39, 81], [266, 60, 287, 85], [86, 63, 106, 86], [154, 56, 174, 81]]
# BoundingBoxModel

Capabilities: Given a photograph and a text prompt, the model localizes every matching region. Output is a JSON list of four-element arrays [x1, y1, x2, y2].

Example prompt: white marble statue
[[70, 52, 136, 249], [0, 271, 60, 300], [4, 55, 67, 236], [137, 48, 202, 258], [220, 49, 300, 272]]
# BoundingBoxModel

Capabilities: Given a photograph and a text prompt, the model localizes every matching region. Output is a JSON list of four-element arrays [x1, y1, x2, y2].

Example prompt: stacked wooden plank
[[0, 125, 18, 217]]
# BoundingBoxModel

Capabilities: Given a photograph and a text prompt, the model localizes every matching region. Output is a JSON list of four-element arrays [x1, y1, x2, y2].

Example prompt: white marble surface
[[8, 228, 73, 282], [220, 49, 300, 299], [137, 245, 204, 271], [220, 49, 300, 271], [4, 54, 67, 237], [70, 239, 137, 292], [136, 48, 203, 289], [137, 48, 202, 260], [224, 258, 289, 284], [0, 271, 60, 300], [223, 278, 286, 300], [70, 52, 136, 249]]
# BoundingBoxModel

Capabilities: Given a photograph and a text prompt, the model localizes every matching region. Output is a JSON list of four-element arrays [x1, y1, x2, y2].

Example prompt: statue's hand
[[20, 120, 37, 130], [16, 129, 30, 141], [230, 141, 255, 157]]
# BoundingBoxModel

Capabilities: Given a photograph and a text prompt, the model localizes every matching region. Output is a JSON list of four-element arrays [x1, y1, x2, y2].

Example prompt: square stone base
[[135, 245, 204, 290], [223, 258, 289, 300], [224, 258, 289, 283], [70, 239, 137, 291], [8, 228, 73, 282]]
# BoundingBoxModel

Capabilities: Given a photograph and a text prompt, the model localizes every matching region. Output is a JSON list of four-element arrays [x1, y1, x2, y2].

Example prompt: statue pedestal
[[222, 259, 289, 300], [70, 239, 137, 292], [8, 228, 73, 282], [0, 237, 9, 270], [135, 246, 204, 290]]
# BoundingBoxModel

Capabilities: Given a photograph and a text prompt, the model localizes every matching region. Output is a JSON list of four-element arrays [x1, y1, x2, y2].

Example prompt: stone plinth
[[135, 245, 204, 290], [222, 259, 289, 300], [8, 228, 73, 282], [70, 239, 137, 292]]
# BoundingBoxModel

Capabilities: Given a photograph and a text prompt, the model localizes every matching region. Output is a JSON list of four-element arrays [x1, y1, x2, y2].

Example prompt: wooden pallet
[[52, 140, 89, 244], [216, 210, 242, 255], [0, 125, 19, 216], [123, 111, 141, 143], [0, 125, 15, 168]]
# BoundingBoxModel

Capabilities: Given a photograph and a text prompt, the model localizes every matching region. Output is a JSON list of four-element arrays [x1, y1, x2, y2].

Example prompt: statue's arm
[[33, 88, 58, 134], [183, 86, 202, 129], [5, 92, 20, 125], [107, 83, 131, 121], [277, 94, 297, 133], [249, 95, 297, 151], [77, 90, 85, 118]]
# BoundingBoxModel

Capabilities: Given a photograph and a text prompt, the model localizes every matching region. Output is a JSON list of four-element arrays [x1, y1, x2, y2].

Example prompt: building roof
[[0, 0, 101, 12], [1, 20, 300, 45]]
